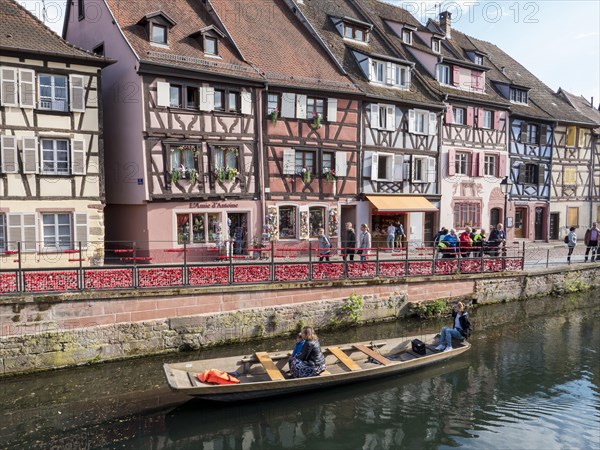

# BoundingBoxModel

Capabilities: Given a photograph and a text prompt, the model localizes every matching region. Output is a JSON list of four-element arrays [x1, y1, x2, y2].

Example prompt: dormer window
[[344, 23, 368, 42], [190, 25, 225, 57], [151, 24, 167, 45], [510, 88, 528, 104], [474, 55, 484, 65], [437, 64, 451, 85], [432, 38, 441, 53], [204, 36, 217, 55], [402, 29, 412, 44], [138, 11, 177, 47], [369, 58, 411, 89]]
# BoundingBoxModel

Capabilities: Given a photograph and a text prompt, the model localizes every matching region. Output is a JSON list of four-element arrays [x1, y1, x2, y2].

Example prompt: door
[[424, 212, 435, 246], [514, 208, 526, 238], [227, 213, 247, 255], [535, 207, 544, 240], [549, 213, 560, 240], [490, 208, 501, 228]]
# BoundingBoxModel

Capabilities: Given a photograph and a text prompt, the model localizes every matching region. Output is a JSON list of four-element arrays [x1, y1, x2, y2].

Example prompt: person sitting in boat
[[290, 326, 326, 378], [288, 333, 305, 367], [435, 302, 471, 352]]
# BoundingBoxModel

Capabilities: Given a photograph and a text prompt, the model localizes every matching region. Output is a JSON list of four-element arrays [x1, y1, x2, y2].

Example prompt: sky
[[19, 0, 600, 107]]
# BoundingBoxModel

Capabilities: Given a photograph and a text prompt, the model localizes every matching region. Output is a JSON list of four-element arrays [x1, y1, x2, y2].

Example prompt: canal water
[[1, 291, 599, 450]]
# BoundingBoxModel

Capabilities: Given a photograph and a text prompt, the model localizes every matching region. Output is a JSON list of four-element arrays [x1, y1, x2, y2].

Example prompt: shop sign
[[189, 202, 239, 209]]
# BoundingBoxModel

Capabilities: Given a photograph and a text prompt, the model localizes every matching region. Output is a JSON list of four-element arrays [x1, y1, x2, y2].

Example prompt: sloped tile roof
[[558, 89, 600, 129], [0, 0, 106, 63], [297, 0, 441, 105], [209, 0, 357, 93], [105, 0, 263, 81]]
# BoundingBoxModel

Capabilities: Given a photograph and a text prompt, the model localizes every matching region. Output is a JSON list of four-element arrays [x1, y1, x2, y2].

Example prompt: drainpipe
[[256, 85, 267, 244], [437, 97, 448, 232]]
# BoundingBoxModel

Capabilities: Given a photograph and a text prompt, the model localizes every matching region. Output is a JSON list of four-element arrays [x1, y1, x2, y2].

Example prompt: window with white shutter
[[427, 157, 436, 183], [282, 148, 296, 175], [0, 67, 18, 107], [19, 69, 36, 108], [22, 136, 38, 174], [370, 103, 379, 129], [371, 152, 379, 180], [428, 112, 437, 136], [240, 90, 252, 115], [327, 98, 338, 122], [386, 105, 395, 131], [296, 94, 307, 119], [71, 139, 86, 175], [335, 151, 347, 177], [1, 135, 18, 173], [69, 75, 85, 112], [393, 154, 404, 181], [0, 214, 5, 252], [281, 92, 295, 118], [74, 213, 88, 249], [408, 110, 415, 133], [157, 81, 170, 107], [7, 213, 37, 252]]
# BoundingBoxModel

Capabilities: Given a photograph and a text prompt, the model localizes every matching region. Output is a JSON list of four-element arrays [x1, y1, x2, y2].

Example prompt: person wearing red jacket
[[459, 227, 472, 258]]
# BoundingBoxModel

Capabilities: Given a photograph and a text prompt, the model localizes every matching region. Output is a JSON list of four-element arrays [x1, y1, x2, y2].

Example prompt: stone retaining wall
[[1, 265, 598, 376]]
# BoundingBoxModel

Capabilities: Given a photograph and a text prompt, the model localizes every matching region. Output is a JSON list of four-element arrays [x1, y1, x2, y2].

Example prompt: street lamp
[[500, 176, 513, 233]]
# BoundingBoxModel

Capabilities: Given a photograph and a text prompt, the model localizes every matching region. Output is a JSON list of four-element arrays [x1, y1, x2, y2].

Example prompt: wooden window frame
[[437, 64, 451, 85], [523, 163, 538, 185], [482, 110, 493, 129], [526, 124, 539, 144], [453, 202, 482, 228], [309, 207, 327, 238], [39, 74, 69, 112], [455, 152, 469, 175], [169, 84, 182, 108], [41, 139, 70, 175], [343, 23, 367, 42], [484, 154, 497, 177], [267, 93, 281, 115], [453, 107, 466, 126], [402, 29, 412, 44], [295, 149, 316, 174], [307, 97, 325, 119], [510, 88, 528, 104], [432, 38, 440, 53], [204, 36, 218, 56], [150, 23, 168, 45], [41, 212, 73, 250]]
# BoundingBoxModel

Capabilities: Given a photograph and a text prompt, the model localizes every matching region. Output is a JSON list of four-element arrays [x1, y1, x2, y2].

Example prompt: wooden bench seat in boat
[[327, 346, 361, 371], [255, 352, 286, 381], [353, 344, 393, 365]]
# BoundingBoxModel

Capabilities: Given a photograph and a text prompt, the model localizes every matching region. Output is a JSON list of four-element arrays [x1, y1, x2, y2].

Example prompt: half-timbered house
[[210, 0, 361, 248], [474, 39, 596, 242], [298, 0, 444, 246], [64, 0, 265, 260], [391, 12, 512, 238], [0, 0, 109, 268], [555, 89, 600, 238]]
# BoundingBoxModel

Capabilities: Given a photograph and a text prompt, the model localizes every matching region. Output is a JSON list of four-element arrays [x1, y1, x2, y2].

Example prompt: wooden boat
[[163, 333, 470, 402]]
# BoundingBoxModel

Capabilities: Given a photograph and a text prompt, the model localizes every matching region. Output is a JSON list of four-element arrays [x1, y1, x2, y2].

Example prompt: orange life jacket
[[197, 369, 240, 385]]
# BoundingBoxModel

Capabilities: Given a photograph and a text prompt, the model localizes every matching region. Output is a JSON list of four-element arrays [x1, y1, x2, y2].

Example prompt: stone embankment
[[0, 264, 598, 376]]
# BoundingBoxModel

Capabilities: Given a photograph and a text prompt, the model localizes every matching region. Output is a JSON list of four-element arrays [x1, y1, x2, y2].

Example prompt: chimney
[[591, 97, 594, 108], [440, 11, 452, 39]]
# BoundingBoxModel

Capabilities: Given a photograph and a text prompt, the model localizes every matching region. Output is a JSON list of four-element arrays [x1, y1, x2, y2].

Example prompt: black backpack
[[460, 315, 473, 339], [564, 235, 569, 244]]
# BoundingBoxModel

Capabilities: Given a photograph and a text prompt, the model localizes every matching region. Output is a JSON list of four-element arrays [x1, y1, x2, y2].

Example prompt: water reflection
[[0, 291, 599, 449]]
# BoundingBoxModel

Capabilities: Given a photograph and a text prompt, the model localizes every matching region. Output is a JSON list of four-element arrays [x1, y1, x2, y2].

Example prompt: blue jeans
[[386, 235, 395, 250], [440, 327, 463, 348]]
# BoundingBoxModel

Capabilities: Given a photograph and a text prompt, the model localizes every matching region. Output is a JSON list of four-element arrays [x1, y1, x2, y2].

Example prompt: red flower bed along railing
[[0, 257, 524, 294]]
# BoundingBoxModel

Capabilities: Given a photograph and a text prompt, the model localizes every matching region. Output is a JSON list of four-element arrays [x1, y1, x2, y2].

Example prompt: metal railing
[[0, 240, 527, 295]]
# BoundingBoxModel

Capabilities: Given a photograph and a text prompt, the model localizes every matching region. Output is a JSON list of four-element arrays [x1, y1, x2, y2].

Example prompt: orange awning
[[366, 195, 438, 213]]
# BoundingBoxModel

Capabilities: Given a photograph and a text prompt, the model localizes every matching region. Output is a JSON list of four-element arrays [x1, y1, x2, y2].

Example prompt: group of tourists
[[566, 222, 598, 264], [433, 224, 507, 258]]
